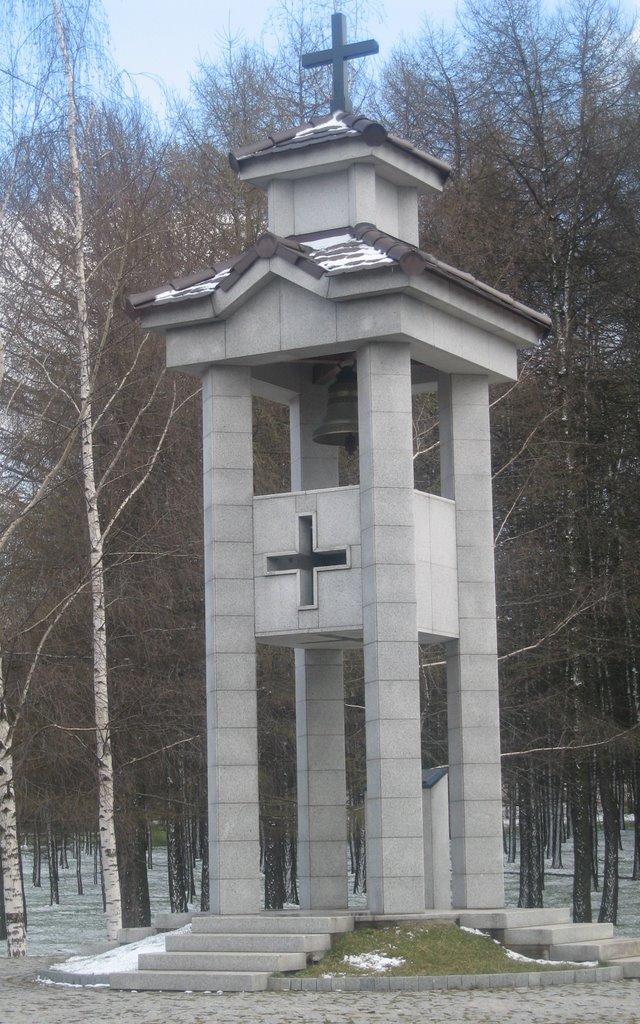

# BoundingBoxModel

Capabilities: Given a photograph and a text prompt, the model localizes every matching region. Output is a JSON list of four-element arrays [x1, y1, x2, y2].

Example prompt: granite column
[[439, 372, 505, 909], [203, 365, 261, 914], [290, 376, 348, 910], [358, 341, 425, 914]]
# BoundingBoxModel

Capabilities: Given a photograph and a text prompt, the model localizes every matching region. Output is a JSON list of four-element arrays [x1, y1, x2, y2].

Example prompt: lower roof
[[127, 223, 551, 336]]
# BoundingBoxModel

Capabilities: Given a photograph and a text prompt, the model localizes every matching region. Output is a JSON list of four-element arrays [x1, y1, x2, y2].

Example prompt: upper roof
[[127, 223, 550, 333], [228, 111, 452, 186], [127, 111, 549, 383]]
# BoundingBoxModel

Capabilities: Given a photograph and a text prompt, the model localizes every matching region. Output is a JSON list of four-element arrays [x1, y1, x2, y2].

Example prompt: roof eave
[[324, 265, 549, 349], [137, 294, 218, 332], [234, 136, 448, 195]]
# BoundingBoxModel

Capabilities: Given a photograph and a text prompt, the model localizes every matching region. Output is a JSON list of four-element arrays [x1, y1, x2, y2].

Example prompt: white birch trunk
[[0, 658, 27, 956], [53, 0, 121, 940], [0, 331, 27, 956]]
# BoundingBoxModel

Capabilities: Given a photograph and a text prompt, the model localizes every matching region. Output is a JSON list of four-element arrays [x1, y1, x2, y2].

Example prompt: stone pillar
[[422, 770, 452, 909], [203, 365, 261, 914], [294, 649, 348, 909], [439, 373, 505, 909], [357, 341, 425, 914], [290, 377, 340, 493], [290, 378, 348, 910]]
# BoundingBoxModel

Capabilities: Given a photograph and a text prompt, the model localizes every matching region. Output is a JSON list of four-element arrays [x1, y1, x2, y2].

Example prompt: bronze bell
[[312, 365, 359, 454]]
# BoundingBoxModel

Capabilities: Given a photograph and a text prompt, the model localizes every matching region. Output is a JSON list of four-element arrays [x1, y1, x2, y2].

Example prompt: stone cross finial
[[301, 12, 379, 113]]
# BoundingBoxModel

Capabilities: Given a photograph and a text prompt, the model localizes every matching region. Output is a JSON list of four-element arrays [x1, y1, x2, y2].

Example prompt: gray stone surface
[[289, 369, 339, 493], [358, 341, 425, 914], [110, 969, 272, 991], [422, 771, 452, 909], [248, 138, 444, 243], [414, 491, 459, 639], [190, 912, 354, 934], [9, 958, 640, 1024], [295, 651, 349, 911], [457, 908, 572, 930], [253, 487, 362, 645], [151, 108, 550, 931], [136, 950, 306, 972], [165, 932, 331, 954], [503, 923, 615, 946], [440, 372, 505, 909], [203, 365, 261, 916], [550, 938, 640, 961]]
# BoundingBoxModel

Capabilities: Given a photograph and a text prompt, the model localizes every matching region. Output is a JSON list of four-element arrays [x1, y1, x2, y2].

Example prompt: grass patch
[[294, 923, 580, 977]]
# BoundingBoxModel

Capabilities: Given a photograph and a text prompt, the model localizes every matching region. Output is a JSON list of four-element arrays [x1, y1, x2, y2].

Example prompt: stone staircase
[[458, 907, 640, 974], [109, 911, 354, 992], [109, 906, 640, 991]]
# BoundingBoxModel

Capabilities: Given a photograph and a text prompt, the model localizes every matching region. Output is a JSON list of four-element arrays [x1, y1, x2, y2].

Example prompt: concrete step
[[502, 922, 614, 947], [165, 931, 331, 954], [117, 926, 156, 944], [615, 957, 640, 978], [458, 907, 572, 931], [191, 912, 354, 935], [549, 937, 640, 963], [115, 911, 350, 992], [137, 949, 307, 973], [153, 912, 193, 931], [109, 969, 270, 992]]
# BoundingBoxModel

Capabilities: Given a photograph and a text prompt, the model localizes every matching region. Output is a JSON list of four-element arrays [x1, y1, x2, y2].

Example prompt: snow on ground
[[342, 952, 405, 972], [503, 946, 596, 967], [49, 924, 192, 977], [21, 844, 200, 956]]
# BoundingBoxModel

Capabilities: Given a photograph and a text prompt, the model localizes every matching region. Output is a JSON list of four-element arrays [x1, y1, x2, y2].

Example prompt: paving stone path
[[1, 958, 640, 1024]]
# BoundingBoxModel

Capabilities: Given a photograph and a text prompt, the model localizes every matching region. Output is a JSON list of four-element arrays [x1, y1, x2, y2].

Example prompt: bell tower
[[129, 57, 549, 915]]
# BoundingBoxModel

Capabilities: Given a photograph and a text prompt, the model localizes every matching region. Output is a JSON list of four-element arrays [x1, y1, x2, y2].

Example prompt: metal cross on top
[[301, 12, 379, 113]]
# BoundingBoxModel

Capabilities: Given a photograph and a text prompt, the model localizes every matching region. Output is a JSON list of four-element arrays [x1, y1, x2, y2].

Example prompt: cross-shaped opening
[[266, 514, 349, 608]]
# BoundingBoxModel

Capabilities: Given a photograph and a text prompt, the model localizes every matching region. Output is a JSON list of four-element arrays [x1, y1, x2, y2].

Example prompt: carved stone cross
[[266, 514, 349, 608], [301, 12, 379, 113]]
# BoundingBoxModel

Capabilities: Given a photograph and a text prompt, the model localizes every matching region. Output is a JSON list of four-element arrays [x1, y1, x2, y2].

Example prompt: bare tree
[[0, 0, 198, 949]]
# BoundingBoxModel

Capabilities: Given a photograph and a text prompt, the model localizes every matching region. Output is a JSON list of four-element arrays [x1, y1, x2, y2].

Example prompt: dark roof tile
[[255, 233, 279, 258], [278, 243, 302, 265], [127, 284, 171, 309], [232, 248, 260, 275], [398, 251, 427, 276], [228, 112, 449, 180], [170, 267, 221, 290], [217, 268, 242, 293], [127, 224, 550, 332]]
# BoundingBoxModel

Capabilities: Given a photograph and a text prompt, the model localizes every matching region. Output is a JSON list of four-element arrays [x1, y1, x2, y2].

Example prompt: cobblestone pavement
[[1, 958, 639, 1024]]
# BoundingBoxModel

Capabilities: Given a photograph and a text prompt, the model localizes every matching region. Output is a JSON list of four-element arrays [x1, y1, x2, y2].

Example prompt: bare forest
[[0, 0, 638, 955]]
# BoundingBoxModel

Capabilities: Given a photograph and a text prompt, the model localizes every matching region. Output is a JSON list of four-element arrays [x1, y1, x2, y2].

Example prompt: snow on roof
[[127, 225, 551, 333], [310, 234, 395, 272], [151, 267, 231, 307], [293, 112, 357, 141], [229, 112, 386, 170], [128, 228, 398, 312], [228, 112, 449, 181]]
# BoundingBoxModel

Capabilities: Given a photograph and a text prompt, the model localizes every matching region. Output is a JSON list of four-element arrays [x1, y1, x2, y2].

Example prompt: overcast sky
[[101, 0, 639, 115], [100, 0, 460, 112]]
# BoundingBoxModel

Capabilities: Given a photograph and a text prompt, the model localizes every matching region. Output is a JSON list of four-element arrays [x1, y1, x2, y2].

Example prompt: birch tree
[[0, 0, 79, 956], [0, 0, 197, 948]]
